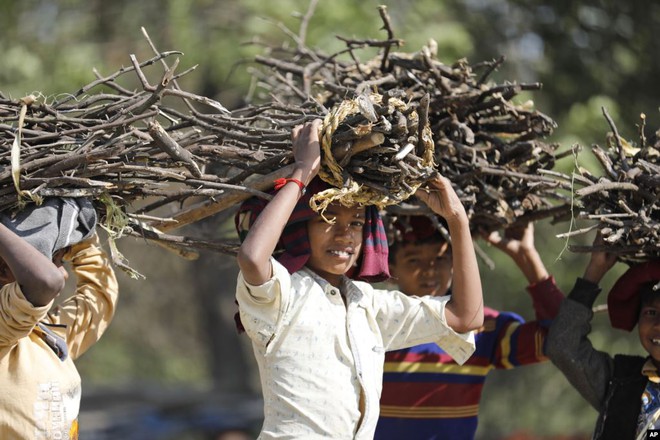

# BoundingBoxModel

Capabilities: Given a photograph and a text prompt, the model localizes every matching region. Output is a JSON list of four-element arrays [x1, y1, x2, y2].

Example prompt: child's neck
[[306, 266, 343, 288]]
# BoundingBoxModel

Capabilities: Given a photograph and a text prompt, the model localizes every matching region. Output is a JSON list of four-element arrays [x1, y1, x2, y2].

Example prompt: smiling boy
[[376, 217, 564, 439], [234, 120, 484, 439], [547, 238, 660, 439]]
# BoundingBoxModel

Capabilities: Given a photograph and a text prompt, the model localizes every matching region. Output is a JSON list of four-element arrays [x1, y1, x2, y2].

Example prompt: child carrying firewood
[[547, 235, 660, 439], [0, 198, 118, 439], [234, 120, 483, 439], [375, 216, 564, 439]]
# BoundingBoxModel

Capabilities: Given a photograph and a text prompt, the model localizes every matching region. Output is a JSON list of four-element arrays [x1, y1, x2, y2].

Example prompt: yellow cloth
[[0, 234, 118, 439]]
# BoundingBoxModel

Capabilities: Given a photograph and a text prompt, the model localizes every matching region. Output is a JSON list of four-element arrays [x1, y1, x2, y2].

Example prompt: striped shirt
[[375, 277, 563, 440]]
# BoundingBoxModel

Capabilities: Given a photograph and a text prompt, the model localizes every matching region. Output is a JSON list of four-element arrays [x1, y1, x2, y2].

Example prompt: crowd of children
[[233, 120, 660, 439], [1, 119, 658, 440]]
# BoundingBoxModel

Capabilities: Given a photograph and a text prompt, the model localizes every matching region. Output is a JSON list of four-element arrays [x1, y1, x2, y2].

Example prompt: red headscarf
[[607, 260, 660, 331]]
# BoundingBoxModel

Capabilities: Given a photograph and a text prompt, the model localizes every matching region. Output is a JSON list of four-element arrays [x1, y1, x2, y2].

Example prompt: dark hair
[[639, 280, 660, 308], [636, 280, 660, 325], [388, 235, 448, 264], [387, 215, 449, 265]]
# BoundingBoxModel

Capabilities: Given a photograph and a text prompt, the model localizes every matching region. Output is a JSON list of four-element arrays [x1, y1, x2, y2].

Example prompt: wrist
[[443, 210, 469, 228], [291, 166, 318, 187], [583, 267, 606, 284], [569, 277, 602, 307], [527, 275, 553, 290], [274, 177, 306, 196]]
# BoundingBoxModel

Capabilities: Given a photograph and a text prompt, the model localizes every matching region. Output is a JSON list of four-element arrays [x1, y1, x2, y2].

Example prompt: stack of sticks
[[245, 5, 573, 232], [557, 109, 659, 263], [0, 6, 581, 262], [0, 37, 290, 264]]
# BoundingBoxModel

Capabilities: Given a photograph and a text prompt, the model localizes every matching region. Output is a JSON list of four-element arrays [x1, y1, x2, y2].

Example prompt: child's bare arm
[[237, 120, 322, 285], [484, 221, 565, 320], [484, 222, 549, 284], [416, 176, 483, 332], [0, 223, 65, 306]]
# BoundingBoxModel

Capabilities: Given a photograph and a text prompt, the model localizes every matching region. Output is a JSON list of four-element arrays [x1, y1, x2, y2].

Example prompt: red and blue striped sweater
[[375, 277, 564, 440]]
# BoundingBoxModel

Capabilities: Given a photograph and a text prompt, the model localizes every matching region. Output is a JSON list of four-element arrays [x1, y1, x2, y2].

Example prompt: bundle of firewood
[[243, 5, 573, 232], [0, 36, 292, 266], [557, 109, 659, 263], [0, 6, 577, 267]]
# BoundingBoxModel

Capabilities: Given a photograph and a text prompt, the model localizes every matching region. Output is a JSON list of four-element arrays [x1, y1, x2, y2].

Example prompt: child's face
[[306, 203, 365, 286], [390, 241, 452, 297], [638, 295, 660, 367]]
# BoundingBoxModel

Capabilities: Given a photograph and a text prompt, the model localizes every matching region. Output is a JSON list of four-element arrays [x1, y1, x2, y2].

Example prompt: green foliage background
[[2, 0, 658, 438]]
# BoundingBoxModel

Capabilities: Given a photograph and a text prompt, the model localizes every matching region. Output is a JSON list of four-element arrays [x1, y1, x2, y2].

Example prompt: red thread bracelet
[[274, 177, 306, 195]]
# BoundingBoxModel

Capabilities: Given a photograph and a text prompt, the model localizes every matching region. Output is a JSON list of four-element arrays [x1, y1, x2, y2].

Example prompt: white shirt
[[236, 258, 475, 439]]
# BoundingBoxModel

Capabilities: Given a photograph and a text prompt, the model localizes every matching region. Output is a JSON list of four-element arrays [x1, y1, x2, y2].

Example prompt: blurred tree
[[436, 0, 660, 141]]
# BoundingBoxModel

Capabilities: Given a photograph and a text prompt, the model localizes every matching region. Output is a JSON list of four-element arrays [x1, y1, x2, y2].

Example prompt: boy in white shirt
[[235, 120, 483, 439]]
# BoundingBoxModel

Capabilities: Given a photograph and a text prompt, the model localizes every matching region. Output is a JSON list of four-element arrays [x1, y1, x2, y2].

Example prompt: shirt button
[[329, 289, 337, 296]]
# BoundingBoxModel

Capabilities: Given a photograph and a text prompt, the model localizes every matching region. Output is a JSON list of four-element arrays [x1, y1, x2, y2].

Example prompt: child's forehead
[[322, 203, 365, 216], [397, 240, 449, 255]]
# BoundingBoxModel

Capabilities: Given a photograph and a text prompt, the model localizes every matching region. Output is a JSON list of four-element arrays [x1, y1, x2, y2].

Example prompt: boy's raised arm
[[0, 223, 65, 306], [416, 176, 483, 332], [485, 222, 549, 284], [545, 234, 618, 409], [237, 120, 322, 286], [485, 222, 564, 320]]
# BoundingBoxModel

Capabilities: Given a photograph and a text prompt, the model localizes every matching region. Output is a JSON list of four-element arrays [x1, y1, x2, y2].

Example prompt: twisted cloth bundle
[[311, 92, 435, 214]]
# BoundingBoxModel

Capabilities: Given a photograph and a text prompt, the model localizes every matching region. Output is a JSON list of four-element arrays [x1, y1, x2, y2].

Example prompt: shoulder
[[352, 281, 411, 309], [348, 280, 380, 306], [488, 307, 525, 324], [484, 306, 500, 318], [482, 306, 524, 321]]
